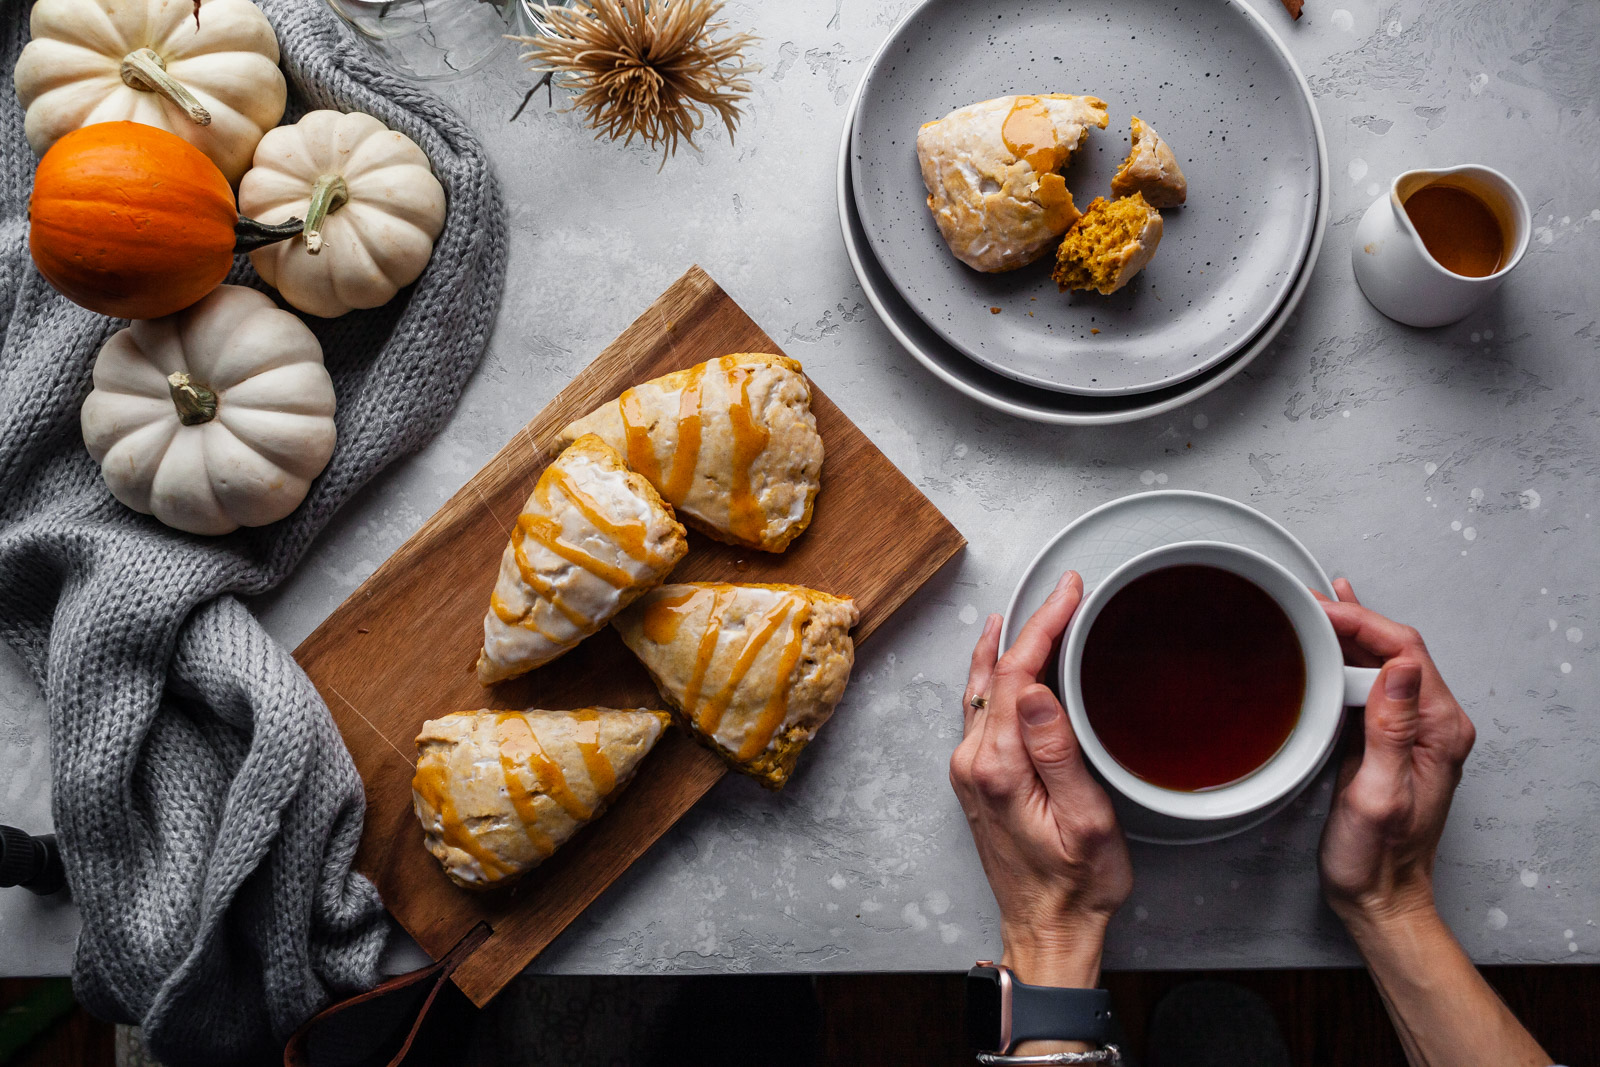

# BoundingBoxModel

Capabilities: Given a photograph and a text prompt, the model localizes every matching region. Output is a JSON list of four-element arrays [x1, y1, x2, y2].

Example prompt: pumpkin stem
[[234, 216, 306, 253], [302, 175, 350, 255], [120, 48, 212, 127], [167, 372, 217, 426]]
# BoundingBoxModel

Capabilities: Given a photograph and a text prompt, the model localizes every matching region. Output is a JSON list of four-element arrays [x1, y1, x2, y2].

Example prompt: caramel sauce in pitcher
[[1403, 184, 1504, 278]]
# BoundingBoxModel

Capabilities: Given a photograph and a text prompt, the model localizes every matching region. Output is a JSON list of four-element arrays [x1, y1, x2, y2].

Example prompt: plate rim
[[836, 96, 1329, 424], [845, 0, 1328, 398]]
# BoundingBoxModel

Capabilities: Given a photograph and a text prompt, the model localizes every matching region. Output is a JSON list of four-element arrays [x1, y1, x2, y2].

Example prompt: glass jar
[[326, 0, 519, 81]]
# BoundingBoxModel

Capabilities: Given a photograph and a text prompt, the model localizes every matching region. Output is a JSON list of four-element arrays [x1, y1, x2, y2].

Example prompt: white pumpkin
[[81, 285, 337, 536], [13, 0, 287, 184], [238, 110, 447, 318]]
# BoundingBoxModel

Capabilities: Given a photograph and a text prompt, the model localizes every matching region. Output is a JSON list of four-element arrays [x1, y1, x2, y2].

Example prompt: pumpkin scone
[[412, 708, 671, 889], [557, 354, 823, 553], [916, 94, 1110, 272], [476, 434, 687, 685], [614, 583, 858, 789], [1052, 193, 1164, 296], [1109, 116, 1188, 208]]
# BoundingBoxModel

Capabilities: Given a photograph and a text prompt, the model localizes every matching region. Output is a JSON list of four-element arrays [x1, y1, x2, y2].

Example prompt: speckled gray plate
[[837, 93, 1327, 425], [1000, 491, 1337, 843], [850, 0, 1322, 397]]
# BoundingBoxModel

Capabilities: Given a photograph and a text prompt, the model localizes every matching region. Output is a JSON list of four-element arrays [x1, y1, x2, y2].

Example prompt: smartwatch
[[965, 961, 1115, 1054]]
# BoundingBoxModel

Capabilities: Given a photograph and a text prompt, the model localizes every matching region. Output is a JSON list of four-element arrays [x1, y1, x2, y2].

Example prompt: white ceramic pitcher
[[1351, 164, 1530, 328]]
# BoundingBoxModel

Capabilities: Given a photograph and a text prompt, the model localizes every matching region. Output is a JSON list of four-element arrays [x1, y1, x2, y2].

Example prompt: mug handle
[[1343, 666, 1383, 707]]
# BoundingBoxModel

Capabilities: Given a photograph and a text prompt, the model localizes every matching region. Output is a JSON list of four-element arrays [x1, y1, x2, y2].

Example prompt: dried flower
[[516, 0, 759, 163]]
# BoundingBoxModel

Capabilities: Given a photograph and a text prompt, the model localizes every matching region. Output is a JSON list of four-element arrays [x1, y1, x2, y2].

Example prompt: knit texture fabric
[[0, 4, 507, 1065]]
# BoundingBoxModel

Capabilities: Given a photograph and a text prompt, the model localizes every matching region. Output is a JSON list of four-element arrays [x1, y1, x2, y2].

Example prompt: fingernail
[[1048, 571, 1077, 601], [1385, 663, 1421, 701], [982, 613, 1000, 637], [1018, 688, 1058, 726]]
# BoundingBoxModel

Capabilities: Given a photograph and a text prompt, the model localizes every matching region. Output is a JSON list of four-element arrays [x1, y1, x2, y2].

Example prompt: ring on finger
[[969, 694, 989, 710]]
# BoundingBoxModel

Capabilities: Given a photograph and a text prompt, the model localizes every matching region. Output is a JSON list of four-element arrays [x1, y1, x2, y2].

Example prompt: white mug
[[1351, 163, 1530, 328], [1057, 541, 1380, 823]]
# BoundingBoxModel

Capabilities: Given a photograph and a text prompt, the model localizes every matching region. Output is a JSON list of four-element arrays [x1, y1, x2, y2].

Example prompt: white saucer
[[836, 78, 1330, 424], [1000, 491, 1336, 844]]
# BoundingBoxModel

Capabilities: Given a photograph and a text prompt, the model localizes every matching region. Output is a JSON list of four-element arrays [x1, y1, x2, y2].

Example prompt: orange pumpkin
[[28, 122, 299, 320]]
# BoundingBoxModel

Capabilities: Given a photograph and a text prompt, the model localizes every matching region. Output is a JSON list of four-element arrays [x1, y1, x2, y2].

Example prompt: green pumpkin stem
[[120, 48, 212, 127], [167, 372, 217, 426], [234, 216, 306, 253], [302, 175, 350, 255]]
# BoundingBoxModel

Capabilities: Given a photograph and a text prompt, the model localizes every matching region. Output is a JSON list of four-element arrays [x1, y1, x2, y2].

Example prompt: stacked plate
[[838, 0, 1328, 425]]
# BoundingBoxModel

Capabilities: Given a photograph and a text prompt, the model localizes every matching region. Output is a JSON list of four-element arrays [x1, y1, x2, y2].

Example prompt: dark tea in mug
[[1080, 564, 1305, 791]]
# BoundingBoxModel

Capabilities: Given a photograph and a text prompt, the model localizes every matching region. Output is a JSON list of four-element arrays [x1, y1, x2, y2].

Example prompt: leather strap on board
[[284, 923, 492, 1067]]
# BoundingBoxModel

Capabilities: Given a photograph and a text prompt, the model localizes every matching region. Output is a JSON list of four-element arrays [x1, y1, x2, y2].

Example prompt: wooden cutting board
[[294, 266, 966, 1006]]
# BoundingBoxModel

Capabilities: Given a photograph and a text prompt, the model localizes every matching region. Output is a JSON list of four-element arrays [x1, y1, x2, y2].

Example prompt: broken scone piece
[[917, 94, 1110, 272], [1110, 116, 1187, 208], [558, 354, 824, 553], [413, 708, 671, 889], [1052, 193, 1164, 296], [614, 582, 858, 789], [477, 434, 687, 685]]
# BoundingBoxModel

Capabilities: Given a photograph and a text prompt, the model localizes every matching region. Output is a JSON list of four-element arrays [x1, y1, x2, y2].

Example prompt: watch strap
[[1009, 980, 1114, 1048]]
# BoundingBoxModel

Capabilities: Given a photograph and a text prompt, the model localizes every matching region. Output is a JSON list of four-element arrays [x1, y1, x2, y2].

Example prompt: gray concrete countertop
[[3, 0, 1596, 978]]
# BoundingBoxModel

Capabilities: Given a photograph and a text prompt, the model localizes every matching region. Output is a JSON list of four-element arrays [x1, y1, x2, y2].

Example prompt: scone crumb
[[1052, 193, 1164, 296]]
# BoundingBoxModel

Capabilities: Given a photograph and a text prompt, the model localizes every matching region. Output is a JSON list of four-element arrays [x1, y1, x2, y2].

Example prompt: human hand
[[1316, 579, 1477, 930], [950, 571, 1132, 989]]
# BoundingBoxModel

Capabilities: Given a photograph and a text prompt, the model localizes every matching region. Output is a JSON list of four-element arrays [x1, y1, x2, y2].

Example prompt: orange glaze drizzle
[[515, 514, 633, 590], [491, 589, 566, 641], [618, 363, 708, 508], [616, 359, 770, 545], [504, 457, 650, 597], [696, 593, 791, 738], [570, 708, 617, 797], [546, 464, 654, 565], [724, 366, 771, 546], [412, 757, 512, 881], [642, 588, 699, 645], [1035, 172, 1076, 232], [492, 714, 557, 860], [736, 602, 811, 762], [508, 539, 589, 628], [618, 388, 662, 485], [679, 587, 730, 728], [497, 711, 590, 821], [661, 362, 707, 504], [1001, 95, 1063, 174]]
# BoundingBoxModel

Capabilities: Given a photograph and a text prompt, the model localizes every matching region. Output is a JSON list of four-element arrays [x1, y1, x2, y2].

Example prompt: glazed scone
[[412, 708, 670, 890], [1109, 116, 1187, 208], [1052, 193, 1164, 295], [916, 94, 1110, 272], [558, 354, 823, 553], [614, 583, 858, 789], [477, 434, 687, 685]]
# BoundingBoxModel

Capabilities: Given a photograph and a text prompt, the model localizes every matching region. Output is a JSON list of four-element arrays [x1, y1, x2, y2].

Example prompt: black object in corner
[[0, 825, 66, 895]]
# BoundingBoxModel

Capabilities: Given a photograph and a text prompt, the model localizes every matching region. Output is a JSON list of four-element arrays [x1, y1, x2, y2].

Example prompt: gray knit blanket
[[0, 3, 506, 1064]]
